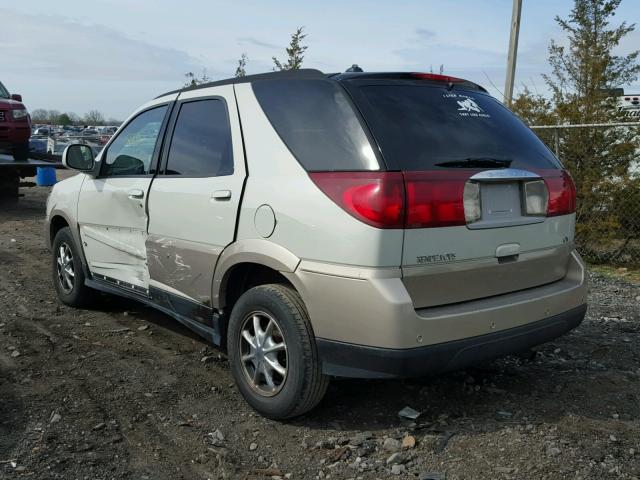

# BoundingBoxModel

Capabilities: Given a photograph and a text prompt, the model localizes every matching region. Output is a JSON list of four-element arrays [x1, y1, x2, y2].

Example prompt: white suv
[[46, 70, 587, 419]]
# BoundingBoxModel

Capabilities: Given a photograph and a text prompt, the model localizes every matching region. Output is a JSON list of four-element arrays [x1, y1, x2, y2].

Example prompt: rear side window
[[252, 79, 381, 171], [351, 84, 560, 171], [165, 99, 233, 177]]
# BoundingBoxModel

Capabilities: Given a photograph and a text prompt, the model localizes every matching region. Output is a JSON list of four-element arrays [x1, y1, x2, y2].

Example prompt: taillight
[[541, 170, 576, 216], [523, 180, 549, 216], [308, 172, 405, 229], [411, 73, 465, 83], [310, 170, 476, 229], [310, 168, 576, 230], [404, 171, 471, 227]]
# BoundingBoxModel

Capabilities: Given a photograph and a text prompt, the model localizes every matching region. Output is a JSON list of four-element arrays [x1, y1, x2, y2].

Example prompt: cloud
[[0, 9, 200, 81], [237, 37, 281, 50], [415, 28, 436, 40]]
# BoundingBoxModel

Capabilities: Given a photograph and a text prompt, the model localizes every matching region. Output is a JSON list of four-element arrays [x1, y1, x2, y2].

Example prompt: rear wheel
[[227, 284, 329, 419], [12, 141, 29, 161], [52, 227, 96, 307]]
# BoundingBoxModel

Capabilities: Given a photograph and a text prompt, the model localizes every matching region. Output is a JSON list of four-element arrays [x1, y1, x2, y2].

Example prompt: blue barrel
[[36, 167, 57, 186]]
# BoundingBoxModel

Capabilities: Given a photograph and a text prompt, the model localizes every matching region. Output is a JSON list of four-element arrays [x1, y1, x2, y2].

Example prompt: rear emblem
[[417, 253, 456, 264]]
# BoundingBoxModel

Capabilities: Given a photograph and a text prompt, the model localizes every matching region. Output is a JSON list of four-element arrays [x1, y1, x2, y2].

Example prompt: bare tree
[[84, 110, 105, 126]]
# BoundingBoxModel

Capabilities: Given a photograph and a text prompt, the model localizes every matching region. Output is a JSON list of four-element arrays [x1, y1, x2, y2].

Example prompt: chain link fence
[[531, 122, 640, 266]]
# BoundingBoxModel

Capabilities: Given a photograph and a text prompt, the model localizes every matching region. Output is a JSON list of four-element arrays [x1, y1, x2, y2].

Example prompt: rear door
[[146, 85, 246, 307], [78, 103, 171, 292], [346, 79, 575, 308]]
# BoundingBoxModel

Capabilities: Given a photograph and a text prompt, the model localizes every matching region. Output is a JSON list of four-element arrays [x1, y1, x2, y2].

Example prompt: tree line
[[30, 109, 121, 126]]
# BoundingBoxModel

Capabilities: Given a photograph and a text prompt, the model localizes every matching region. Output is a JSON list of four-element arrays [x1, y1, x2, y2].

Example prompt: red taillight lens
[[311, 169, 575, 230], [539, 169, 576, 216], [309, 172, 405, 229], [404, 171, 472, 228]]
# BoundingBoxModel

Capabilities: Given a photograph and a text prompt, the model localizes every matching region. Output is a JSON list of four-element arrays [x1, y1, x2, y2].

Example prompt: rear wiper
[[434, 158, 512, 168]]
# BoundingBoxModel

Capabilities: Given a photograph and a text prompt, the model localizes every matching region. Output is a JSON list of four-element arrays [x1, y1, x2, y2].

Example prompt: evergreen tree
[[273, 27, 307, 70], [235, 53, 248, 77], [183, 69, 211, 87], [545, 0, 639, 252], [512, 0, 640, 257]]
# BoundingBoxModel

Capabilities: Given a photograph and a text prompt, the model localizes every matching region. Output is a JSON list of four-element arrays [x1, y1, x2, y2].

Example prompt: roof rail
[[156, 68, 326, 99]]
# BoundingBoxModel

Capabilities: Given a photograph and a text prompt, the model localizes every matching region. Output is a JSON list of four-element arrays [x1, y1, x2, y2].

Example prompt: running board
[[85, 278, 222, 346]]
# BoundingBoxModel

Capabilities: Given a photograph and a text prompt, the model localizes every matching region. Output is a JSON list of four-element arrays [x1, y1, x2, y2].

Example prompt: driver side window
[[103, 105, 168, 176]]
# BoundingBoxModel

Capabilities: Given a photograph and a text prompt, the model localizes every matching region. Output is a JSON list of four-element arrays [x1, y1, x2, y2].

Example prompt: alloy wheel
[[56, 242, 75, 293], [238, 311, 288, 397]]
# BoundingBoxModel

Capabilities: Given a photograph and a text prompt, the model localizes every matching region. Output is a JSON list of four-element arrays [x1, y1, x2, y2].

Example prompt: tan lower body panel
[[402, 244, 573, 308], [146, 234, 221, 307], [287, 250, 587, 350]]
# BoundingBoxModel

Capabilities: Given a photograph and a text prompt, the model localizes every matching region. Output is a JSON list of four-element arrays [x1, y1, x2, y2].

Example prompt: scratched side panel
[[146, 234, 221, 306], [80, 225, 149, 287]]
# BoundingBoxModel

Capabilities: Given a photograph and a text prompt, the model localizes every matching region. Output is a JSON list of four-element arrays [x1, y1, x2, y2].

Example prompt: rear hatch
[[342, 74, 576, 308]]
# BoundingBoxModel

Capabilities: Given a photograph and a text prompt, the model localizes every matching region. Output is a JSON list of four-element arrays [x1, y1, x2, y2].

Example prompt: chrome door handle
[[128, 188, 145, 199], [211, 190, 232, 200]]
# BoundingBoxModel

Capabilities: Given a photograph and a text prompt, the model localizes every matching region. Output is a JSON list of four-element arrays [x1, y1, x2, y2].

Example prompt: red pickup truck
[[0, 80, 31, 160]]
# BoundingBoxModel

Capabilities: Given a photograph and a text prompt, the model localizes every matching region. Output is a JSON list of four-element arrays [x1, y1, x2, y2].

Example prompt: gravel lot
[[1, 177, 639, 480]]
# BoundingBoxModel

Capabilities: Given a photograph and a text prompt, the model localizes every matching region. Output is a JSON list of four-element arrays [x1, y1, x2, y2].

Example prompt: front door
[[77, 103, 171, 293], [145, 85, 246, 307]]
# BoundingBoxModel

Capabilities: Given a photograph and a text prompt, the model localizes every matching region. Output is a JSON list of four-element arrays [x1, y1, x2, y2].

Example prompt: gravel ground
[[1, 178, 639, 480]]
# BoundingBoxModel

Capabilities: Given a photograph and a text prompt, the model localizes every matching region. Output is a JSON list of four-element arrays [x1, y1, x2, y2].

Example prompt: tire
[[12, 141, 29, 161], [52, 227, 96, 307], [227, 284, 329, 419]]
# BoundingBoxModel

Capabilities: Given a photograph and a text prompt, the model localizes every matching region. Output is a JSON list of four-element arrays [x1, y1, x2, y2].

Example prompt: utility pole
[[504, 0, 523, 106]]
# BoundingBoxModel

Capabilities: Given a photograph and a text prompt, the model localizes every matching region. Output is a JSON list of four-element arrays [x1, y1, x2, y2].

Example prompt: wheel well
[[50, 216, 69, 245], [222, 263, 293, 315]]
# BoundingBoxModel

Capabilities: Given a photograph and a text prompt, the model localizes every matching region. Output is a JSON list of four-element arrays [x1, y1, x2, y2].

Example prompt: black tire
[[52, 227, 97, 307], [227, 284, 329, 419], [12, 141, 29, 161]]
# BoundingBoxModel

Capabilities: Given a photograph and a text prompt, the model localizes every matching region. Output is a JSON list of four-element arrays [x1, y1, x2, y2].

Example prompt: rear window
[[350, 84, 560, 171], [252, 79, 381, 171]]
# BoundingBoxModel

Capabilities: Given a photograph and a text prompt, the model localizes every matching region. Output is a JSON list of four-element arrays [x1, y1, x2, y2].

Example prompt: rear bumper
[[317, 304, 586, 378], [286, 250, 588, 377]]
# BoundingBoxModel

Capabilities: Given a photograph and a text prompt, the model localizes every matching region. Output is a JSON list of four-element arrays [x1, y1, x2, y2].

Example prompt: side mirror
[[62, 144, 95, 172], [10, 93, 22, 102]]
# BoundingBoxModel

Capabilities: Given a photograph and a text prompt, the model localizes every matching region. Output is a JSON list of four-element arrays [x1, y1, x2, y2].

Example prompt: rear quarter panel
[[233, 83, 403, 268]]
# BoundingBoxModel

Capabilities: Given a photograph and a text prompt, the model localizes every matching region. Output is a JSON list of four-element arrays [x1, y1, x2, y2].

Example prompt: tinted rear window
[[351, 84, 560, 171], [252, 79, 381, 171]]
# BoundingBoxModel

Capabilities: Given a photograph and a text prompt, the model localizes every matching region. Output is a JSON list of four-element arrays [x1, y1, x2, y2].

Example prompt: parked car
[[45, 69, 587, 419], [34, 126, 52, 136], [0, 80, 31, 160], [29, 137, 48, 154]]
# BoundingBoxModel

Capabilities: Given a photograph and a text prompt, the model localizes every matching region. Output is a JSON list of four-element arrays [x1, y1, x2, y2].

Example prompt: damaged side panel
[[146, 234, 222, 306], [77, 177, 153, 291]]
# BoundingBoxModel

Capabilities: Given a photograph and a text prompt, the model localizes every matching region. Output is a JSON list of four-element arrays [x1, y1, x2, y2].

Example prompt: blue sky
[[2, 0, 639, 119]]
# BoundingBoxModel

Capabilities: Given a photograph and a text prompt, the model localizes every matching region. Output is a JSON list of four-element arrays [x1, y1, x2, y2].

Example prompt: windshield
[[0, 82, 9, 99], [350, 83, 560, 171]]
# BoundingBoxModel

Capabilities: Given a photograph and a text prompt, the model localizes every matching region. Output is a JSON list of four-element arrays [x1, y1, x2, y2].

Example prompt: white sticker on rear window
[[443, 93, 491, 118]]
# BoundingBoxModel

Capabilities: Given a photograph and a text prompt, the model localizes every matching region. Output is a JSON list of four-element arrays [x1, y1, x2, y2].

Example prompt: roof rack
[[156, 68, 326, 99]]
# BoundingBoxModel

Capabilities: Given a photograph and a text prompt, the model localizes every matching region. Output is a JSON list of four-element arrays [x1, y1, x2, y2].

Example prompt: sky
[[1, 0, 639, 120]]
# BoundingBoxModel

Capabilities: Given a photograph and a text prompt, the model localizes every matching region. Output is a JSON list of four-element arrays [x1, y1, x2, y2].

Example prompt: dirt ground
[[1, 175, 639, 480]]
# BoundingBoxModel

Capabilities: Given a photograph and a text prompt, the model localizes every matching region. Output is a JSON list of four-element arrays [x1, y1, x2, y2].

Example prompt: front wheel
[[52, 227, 97, 307], [227, 284, 329, 419]]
